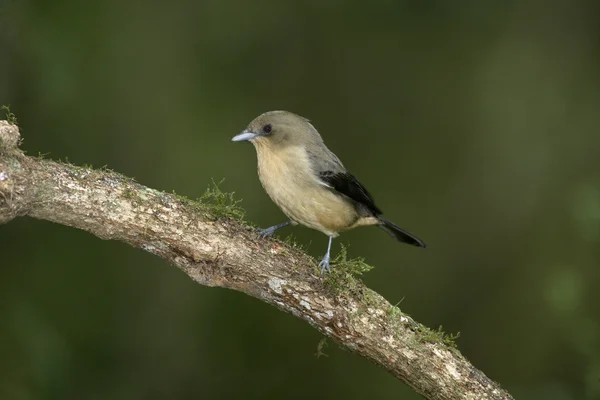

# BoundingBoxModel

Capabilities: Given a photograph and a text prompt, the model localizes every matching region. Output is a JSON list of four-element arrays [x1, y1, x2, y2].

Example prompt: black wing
[[319, 171, 382, 215]]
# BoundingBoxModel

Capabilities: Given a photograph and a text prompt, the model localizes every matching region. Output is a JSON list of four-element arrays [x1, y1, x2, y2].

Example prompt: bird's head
[[232, 110, 320, 149]]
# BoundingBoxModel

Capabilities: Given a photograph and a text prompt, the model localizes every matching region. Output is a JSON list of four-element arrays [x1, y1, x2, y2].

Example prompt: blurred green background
[[1, 1, 600, 399]]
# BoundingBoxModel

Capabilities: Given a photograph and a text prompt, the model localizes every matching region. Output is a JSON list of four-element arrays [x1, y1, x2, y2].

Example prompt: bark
[[0, 121, 513, 400]]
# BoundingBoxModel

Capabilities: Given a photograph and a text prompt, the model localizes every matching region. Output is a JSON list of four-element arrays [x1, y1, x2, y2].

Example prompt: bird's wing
[[318, 170, 382, 215], [306, 147, 382, 215]]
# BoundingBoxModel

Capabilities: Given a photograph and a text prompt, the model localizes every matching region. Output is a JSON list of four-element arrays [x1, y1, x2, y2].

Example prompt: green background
[[1, 1, 600, 399]]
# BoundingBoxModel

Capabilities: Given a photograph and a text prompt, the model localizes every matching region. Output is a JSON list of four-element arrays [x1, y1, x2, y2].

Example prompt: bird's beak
[[232, 130, 259, 142]]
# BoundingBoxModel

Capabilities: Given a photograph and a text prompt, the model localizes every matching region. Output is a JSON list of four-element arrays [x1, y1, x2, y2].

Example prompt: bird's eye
[[263, 124, 272, 134]]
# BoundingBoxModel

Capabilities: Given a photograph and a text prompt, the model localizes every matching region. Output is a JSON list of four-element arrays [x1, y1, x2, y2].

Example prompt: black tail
[[377, 216, 427, 248]]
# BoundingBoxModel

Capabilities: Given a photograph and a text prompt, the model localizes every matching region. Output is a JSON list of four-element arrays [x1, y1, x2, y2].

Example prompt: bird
[[232, 110, 426, 272]]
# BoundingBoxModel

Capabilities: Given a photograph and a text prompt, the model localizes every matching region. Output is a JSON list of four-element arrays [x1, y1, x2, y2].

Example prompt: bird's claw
[[319, 254, 331, 273], [257, 227, 276, 238]]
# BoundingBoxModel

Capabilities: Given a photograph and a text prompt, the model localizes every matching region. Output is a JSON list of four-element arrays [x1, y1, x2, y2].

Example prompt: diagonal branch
[[0, 121, 512, 400]]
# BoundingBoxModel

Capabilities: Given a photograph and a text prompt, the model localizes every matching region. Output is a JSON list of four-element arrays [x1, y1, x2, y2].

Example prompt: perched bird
[[232, 111, 426, 272]]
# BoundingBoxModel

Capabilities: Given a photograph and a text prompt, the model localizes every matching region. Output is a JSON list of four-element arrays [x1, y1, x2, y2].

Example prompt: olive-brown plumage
[[232, 110, 425, 272]]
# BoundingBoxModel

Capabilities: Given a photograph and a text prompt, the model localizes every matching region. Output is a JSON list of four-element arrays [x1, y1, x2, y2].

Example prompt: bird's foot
[[257, 221, 292, 238], [318, 254, 331, 273], [257, 226, 277, 238]]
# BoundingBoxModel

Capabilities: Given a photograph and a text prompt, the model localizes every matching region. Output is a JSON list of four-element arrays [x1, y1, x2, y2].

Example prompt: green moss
[[170, 191, 206, 222], [382, 299, 462, 352], [282, 234, 307, 251], [335, 244, 373, 275], [416, 325, 460, 348], [57, 160, 97, 181], [315, 337, 329, 358], [387, 299, 405, 320], [197, 179, 245, 220], [122, 187, 136, 199], [322, 244, 374, 294], [386, 299, 422, 337], [121, 186, 146, 207], [1, 105, 17, 125]]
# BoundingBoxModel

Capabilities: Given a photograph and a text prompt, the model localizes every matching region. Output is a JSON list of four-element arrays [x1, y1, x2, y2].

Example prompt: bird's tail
[[377, 216, 427, 248]]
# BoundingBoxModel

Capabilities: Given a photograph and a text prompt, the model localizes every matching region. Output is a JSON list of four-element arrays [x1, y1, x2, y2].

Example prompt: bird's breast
[[255, 145, 359, 236]]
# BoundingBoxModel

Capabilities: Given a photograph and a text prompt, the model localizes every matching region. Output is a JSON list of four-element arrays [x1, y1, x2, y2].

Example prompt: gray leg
[[318, 235, 334, 273], [257, 221, 292, 238]]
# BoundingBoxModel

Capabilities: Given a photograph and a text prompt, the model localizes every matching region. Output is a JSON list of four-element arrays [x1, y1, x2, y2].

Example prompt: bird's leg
[[319, 235, 334, 273], [257, 221, 292, 238]]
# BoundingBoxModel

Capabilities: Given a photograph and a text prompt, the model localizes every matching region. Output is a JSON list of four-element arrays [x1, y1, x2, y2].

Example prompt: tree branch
[[0, 121, 512, 400]]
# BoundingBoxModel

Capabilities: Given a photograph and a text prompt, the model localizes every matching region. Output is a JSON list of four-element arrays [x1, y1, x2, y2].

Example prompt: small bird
[[232, 111, 426, 272]]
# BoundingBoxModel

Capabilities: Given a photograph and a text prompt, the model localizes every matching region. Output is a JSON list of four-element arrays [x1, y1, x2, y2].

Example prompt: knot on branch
[[0, 121, 21, 150], [0, 120, 23, 224]]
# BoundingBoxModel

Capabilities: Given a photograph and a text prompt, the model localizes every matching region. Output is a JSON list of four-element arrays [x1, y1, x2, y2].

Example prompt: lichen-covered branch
[[0, 120, 512, 400]]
